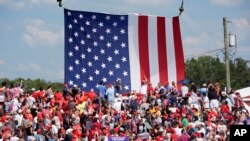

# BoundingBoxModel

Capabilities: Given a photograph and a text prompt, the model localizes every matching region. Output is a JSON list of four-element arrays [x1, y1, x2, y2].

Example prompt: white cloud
[[125, 0, 173, 6], [210, 0, 244, 6], [30, 0, 56, 5], [231, 18, 250, 42], [182, 14, 201, 32], [0, 60, 5, 65], [23, 18, 63, 48], [232, 18, 249, 29], [183, 32, 223, 60], [17, 63, 41, 72], [44, 69, 64, 81], [0, 0, 56, 10], [0, 0, 25, 10]]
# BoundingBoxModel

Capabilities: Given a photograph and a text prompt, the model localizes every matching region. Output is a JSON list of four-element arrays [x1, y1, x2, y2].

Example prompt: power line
[[185, 48, 223, 60]]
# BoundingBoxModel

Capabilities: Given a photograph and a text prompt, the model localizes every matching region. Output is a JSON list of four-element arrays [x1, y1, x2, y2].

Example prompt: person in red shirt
[[36, 87, 46, 104], [25, 109, 33, 121], [155, 131, 165, 141], [87, 89, 97, 101], [171, 129, 178, 141], [207, 109, 217, 122], [54, 91, 63, 104], [220, 101, 230, 114]]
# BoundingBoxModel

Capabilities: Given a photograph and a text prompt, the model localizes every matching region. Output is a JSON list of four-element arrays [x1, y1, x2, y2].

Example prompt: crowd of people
[[0, 79, 249, 141]]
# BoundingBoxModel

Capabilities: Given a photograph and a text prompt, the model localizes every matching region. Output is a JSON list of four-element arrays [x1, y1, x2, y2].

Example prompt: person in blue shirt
[[96, 80, 106, 104], [106, 83, 115, 106]]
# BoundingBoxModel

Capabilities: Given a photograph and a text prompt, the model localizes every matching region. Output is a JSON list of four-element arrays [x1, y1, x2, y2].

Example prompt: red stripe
[[157, 17, 168, 84], [138, 16, 150, 82], [172, 17, 185, 89]]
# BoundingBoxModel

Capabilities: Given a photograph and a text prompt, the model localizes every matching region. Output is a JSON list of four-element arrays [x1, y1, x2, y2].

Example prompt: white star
[[74, 45, 79, 51], [120, 29, 125, 34], [89, 76, 93, 81], [87, 61, 92, 67], [79, 14, 83, 19], [92, 15, 97, 19], [107, 56, 112, 62], [124, 85, 129, 90], [68, 51, 73, 57], [92, 28, 97, 33], [109, 70, 114, 76], [86, 34, 91, 39], [99, 35, 104, 40], [80, 40, 85, 45], [100, 49, 105, 54], [67, 11, 71, 16], [82, 82, 87, 88], [102, 77, 107, 82], [86, 21, 90, 25], [121, 42, 126, 48], [113, 22, 118, 27], [93, 55, 99, 61], [114, 49, 119, 55], [75, 59, 79, 65], [106, 42, 112, 48], [123, 71, 128, 76], [74, 32, 78, 37], [68, 37, 73, 43], [105, 15, 110, 20], [121, 57, 127, 62], [113, 35, 118, 41], [75, 74, 80, 79], [68, 66, 73, 71], [68, 24, 72, 29], [98, 22, 104, 27], [80, 26, 84, 31], [95, 69, 100, 75], [81, 68, 86, 73], [120, 16, 125, 20], [87, 47, 91, 53], [101, 63, 106, 68], [69, 80, 73, 86], [106, 28, 111, 34], [93, 41, 98, 47], [73, 19, 78, 24], [81, 54, 85, 59], [115, 63, 120, 69]]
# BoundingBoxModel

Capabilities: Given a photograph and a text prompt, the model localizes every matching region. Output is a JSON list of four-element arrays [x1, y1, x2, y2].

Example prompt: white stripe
[[128, 14, 141, 92], [148, 16, 160, 88], [166, 18, 177, 84]]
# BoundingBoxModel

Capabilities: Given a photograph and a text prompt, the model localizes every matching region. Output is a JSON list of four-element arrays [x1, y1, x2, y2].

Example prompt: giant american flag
[[64, 8, 185, 92]]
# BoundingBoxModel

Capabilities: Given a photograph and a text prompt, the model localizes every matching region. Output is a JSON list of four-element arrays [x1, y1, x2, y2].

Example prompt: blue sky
[[0, 0, 249, 82]]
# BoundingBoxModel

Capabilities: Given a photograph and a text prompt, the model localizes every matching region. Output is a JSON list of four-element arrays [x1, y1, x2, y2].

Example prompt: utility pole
[[223, 17, 231, 94]]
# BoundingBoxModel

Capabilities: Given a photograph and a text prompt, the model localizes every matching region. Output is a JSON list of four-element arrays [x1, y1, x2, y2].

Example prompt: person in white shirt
[[27, 93, 36, 107], [9, 96, 20, 113], [14, 109, 24, 128], [112, 94, 122, 112], [139, 76, 148, 96], [51, 120, 59, 135], [180, 83, 189, 97], [202, 96, 210, 109]]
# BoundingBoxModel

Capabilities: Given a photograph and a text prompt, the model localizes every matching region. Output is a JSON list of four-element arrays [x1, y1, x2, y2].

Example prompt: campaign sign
[[230, 125, 250, 140], [108, 136, 129, 141]]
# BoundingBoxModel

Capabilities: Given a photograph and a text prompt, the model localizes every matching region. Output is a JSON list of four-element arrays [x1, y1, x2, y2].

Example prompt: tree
[[185, 56, 250, 90]]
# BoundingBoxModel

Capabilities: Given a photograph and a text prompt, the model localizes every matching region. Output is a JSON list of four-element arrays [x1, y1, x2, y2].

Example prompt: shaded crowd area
[[0, 79, 249, 141]]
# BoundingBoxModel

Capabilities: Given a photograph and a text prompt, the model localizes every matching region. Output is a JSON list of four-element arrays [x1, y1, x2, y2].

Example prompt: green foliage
[[185, 56, 250, 89], [1, 56, 250, 91], [0, 78, 63, 92]]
